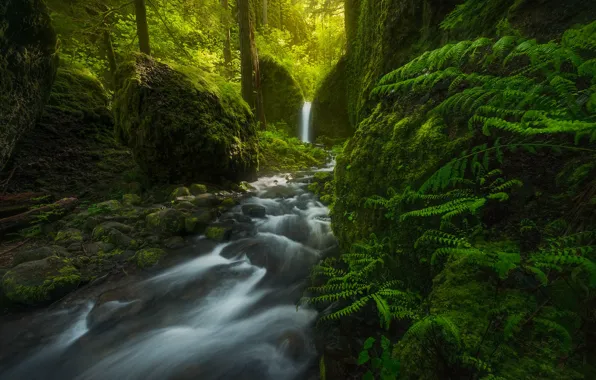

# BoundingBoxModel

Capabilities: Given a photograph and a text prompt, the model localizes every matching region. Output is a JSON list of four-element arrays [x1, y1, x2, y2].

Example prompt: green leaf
[[363, 337, 376, 350], [358, 350, 371, 365]]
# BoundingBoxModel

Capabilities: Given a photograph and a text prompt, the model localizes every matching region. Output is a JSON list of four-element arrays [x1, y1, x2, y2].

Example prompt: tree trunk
[[279, 0, 283, 29], [104, 29, 118, 88], [221, 0, 232, 74], [0, 198, 78, 237], [263, 0, 268, 26], [237, 0, 267, 129], [0, 192, 49, 219], [238, 0, 254, 107], [135, 0, 151, 55]]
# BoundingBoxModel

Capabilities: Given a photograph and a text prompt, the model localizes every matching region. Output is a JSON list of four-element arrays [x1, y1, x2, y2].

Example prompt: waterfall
[[301, 102, 312, 143]]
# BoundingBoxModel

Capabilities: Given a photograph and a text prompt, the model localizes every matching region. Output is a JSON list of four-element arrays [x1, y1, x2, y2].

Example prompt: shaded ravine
[[0, 163, 336, 380]]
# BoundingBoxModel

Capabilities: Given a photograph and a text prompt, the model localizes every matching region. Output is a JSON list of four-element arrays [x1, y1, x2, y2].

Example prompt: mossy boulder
[[135, 248, 167, 269], [312, 57, 352, 140], [184, 208, 213, 234], [122, 193, 142, 206], [0, 66, 137, 198], [259, 55, 305, 137], [170, 187, 191, 200], [12, 245, 69, 266], [1, 256, 81, 306], [0, 0, 58, 171], [190, 184, 208, 195], [113, 54, 259, 184], [146, 208, 185, 235], [54, 228, 83, 246]]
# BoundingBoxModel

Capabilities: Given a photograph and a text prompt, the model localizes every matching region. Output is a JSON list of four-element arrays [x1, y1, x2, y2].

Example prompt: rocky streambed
[[0, 163, 337, 380]]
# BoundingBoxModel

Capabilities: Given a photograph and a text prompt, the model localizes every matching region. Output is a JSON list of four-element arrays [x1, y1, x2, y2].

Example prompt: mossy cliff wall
[[113, 54, 259, 184], [259, 55, 304, 137], [334, 0, 596, 246], [315, 0, 596, 138], [0, 0, 57, 171]]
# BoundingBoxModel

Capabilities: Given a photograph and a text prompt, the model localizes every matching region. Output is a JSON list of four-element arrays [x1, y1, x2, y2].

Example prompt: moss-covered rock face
[[0, 66, 137, 199], [311, 57, 351, 140], [259, 55, 305, 137], [113, 54, 259, 184], [1, 256, 80, 306], [135, 248, 166, 269], [146, 209, 185, 236], [0, 0, 58, 171]]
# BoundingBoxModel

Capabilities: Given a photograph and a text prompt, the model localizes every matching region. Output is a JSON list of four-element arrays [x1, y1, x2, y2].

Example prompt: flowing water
[[0, 163, 337, 380], [301, 102, 312, 143]]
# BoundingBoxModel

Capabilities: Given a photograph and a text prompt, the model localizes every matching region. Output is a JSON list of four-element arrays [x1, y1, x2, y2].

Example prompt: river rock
[[122, 194, 142, 206], [192, 193, 219, 207], [12, 245, 68, 266], [242, 204, 267, 218], [164, 236, 185, 249], [170, 187, 191, 200], [146, 209, 185, 235], [135, 248, 167, 269], [113, 54, 258, 184], [1, 256, 81, 306], [261, 185, 300, 199], [190, 184, 208, 195]]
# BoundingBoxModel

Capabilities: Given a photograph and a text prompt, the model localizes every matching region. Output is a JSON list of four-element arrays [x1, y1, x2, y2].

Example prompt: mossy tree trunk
[[238, 0, 267, 129], [221, 0, 233, 76], [263, 0, 268, 26], [134, 0, 151, 55]]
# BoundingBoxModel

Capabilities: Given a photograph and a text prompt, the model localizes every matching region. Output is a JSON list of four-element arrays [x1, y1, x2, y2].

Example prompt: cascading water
[[301, 102, 312, 143], [0, 163, 337, 380]]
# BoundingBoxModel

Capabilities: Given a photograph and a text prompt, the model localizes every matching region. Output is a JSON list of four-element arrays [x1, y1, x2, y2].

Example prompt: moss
[[145, 208, 185, 235], [54, 228, 83, 243], [1, 256, 80, 306], [135, 248, 166, 269], [221, 197, 236, 207], [205, 226, 226, 241], [0, 0, 58, 170], [258, 128, 328, 174], [122, 193, 142, 206], [189, 184, 208, 195], [259, 55, 305, 137], [113, 54, 259, 184], [170, 187, 191, 199], [312, 57, 352, 140]]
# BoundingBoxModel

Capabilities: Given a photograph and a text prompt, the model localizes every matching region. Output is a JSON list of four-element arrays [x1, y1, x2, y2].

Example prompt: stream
[[0, 162, 336, 380]]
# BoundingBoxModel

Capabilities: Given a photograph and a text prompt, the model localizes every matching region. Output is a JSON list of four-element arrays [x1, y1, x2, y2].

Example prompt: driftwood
[[0, 197, 78, 237], [0, 192, 50, 218]]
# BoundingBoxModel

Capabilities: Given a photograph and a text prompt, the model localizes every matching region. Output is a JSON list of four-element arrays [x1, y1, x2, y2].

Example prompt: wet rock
[[66, 242, 83, 253], [170, 187, 191, 200], [220, 197, 237, 209], [278, 330, 306, 361], [242, 204, 267, 218], [205, 221, 235, 242], [87, 299, 145, 331], [122, 194, 142, 206], [54, 228, 83, 246], [12, 245, 68, 266], [135, 248, 167, 269], [96, 200, 121, 212], [91, 221, 133, 241], [184, 208, 213, 234], [261, 185, 299, 199], [107, 229, 138, 249], [1, 256, 81, 306], [190, 184, 208, 195], [146, 209, 185, 235], [176, 201, 195, 210], [223, 212, 252, 224], [192, 193, 219, 207], [164, 236, 185, 249]]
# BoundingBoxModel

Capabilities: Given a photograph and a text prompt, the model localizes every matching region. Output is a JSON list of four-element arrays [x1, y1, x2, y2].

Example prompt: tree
[[237, 0, 267, 129], [135, 0, 151, 54], [263, 0, 268, 26], [221, 0, 232, 73]]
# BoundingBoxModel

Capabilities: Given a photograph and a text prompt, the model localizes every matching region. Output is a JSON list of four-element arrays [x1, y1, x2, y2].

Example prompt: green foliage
[[258, 127, 328, 173], [302, 236, 419, 329], [358, 336, 401, 380]]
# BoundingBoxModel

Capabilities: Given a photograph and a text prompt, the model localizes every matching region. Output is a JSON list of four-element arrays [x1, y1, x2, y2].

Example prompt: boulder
[[122, 194, 142, 206], [164, 236, 185, 249], [184, 208, 213, 234], [92, 222, 133, 241], [192, 193, 219, 207], [12, 245, 68, 266], [259, 55, 304, 137], [0, 0, 58, 171], [170, 187, 191, 200], [146, 208, 185, 235], [113, 54, 259, 184], [1, 256, 81, 306], [135, 248, 167, 269], [242, 204, 267, 218], [0, 66, 136, 198], [205, 222, 235, 242], [54, 228, 83, 246], [189, 184, 208, 195]]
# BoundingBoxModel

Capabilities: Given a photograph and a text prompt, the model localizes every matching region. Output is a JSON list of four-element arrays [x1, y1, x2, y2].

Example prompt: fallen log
[[0, 192, 51, 218], [0, 197, 78, 238]]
